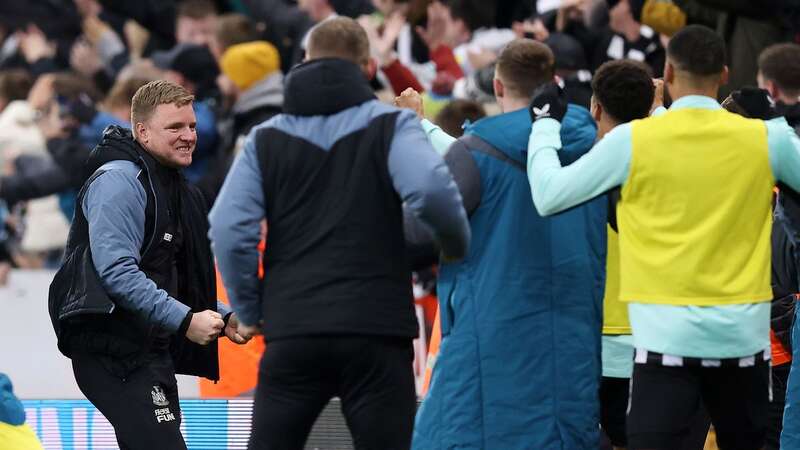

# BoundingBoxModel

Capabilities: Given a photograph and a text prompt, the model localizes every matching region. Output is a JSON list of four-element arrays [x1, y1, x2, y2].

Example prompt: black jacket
[[772, 102, 800, 353], [49, 126, 219, 379], [255, 59, 417, 340]]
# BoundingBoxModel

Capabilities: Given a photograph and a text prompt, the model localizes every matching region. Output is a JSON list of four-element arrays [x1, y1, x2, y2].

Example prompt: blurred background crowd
[[0, 0, 798, 284]]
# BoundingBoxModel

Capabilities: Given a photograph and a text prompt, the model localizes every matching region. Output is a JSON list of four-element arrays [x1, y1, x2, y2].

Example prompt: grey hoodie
[[232, 72, 284, 116]]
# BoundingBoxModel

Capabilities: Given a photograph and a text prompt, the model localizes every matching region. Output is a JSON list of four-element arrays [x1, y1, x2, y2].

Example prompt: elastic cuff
[[223, 312, 233, 327], [177, 311, 193, 337]]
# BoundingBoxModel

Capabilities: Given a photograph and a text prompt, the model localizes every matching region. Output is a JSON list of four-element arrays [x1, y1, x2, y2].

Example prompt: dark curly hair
[[591, 59, 654, 123]]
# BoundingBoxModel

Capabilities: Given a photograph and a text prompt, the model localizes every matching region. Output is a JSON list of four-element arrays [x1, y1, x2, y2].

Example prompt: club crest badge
[[151, 385, 169, 407]]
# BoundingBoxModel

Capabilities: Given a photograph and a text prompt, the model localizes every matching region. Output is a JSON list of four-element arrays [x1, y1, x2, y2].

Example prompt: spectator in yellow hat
[[202, 41, 284, 202]]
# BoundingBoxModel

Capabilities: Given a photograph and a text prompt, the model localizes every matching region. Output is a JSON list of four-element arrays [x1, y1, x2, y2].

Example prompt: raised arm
[[527, 118, 631, 216], [389, 110, 471, 260], [527, 83, 632, 215]]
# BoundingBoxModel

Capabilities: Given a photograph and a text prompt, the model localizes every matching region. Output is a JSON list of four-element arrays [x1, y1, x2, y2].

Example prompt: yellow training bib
[[619, 107, 774, 306]]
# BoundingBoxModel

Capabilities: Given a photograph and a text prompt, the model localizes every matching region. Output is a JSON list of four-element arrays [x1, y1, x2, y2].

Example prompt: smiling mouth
[[176, 146, 193, 154]]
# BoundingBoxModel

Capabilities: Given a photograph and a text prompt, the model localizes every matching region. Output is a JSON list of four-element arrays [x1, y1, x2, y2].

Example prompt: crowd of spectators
[[0, 0, 797, 283]]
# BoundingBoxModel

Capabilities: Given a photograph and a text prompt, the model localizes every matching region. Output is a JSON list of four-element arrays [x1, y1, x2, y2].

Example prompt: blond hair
[[130, 80, 194, 136], [307, 17, 370, 65]]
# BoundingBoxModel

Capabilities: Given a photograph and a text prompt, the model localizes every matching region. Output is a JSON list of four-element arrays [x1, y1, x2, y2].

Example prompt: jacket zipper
[[139, 156, 159, 259]]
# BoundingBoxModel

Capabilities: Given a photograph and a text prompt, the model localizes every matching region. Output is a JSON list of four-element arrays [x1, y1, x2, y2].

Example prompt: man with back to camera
[[526, 24, 800, 450], [587, 60, 709, 450], [49, 80, 250, 450], [209, 17, 470, 450], [397, 39, 607, 449]]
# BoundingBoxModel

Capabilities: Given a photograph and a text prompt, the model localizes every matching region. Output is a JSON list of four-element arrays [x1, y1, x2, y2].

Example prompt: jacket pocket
[[437, 276, 458, 337]]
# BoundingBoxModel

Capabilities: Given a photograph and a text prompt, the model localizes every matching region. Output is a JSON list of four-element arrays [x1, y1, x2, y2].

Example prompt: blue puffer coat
[[413, 105, 606, 450]]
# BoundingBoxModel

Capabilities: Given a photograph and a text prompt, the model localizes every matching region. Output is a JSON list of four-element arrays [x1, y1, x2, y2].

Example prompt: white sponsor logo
[[151, 385, 170, 407], [155, 407, 176, 423], [532, 103, 551, 119], [163, 233, 173, 242]]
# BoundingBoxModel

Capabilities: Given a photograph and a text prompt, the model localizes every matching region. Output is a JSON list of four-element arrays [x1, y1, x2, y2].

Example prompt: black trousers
[[627, 360, 769, 450], [72, 350, 186, 450], [248, 335, 416, 450], [601, 377, 710, 450]]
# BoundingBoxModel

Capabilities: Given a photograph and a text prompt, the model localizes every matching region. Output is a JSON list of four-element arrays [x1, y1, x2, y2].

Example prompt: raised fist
[[529, 82, 568, 123]]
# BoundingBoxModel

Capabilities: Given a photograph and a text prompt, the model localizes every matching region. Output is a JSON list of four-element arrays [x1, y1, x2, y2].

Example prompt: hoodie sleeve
[[527, 118, 632, 216], [767, 117, 800, 191], [421, 119, 457, 156], [83, 166, 191, 333], [208, 134, 265, 327], [388, 110, 471, 260]]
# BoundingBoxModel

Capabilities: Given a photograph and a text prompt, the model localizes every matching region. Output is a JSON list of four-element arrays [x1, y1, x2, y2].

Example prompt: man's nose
[[179, 128, 197, 143]]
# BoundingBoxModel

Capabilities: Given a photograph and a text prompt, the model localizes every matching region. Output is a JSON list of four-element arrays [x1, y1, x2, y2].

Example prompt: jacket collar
[[777, 101, 800, 128], [670, 95, 721, 111], [283, 58, 375, 116], [466, 108, 531, 155], [85, 125, 177, 180], [465, 104, 596, 164]]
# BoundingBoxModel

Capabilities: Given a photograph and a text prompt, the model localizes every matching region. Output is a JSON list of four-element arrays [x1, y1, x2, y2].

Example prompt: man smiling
[[49, 80, 249, 449]]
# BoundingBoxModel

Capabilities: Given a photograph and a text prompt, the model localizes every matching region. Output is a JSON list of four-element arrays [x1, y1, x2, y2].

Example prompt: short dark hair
[[591, 60, 654, 123], [177, 0, 217, 19], [434, 99, 487, 137], [495, 39, 555, 100], [759, 43, 800, 96], [667, 25, 725, 76], [0, 69, 33, 102], [307, 17, 370, 65], [447, 0, 495, 32], [215, 13, 262, 52]]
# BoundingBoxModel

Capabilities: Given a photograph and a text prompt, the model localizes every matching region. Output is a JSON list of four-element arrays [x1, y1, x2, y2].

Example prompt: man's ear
[[766, 79, 780, 100], [363, 57, 378, 80], [664, 60, 675, 85], [719, 65, 729, 87], [493, 77, 504, 101], [590, 96, 602, 123], [135, 122, 148, 143]]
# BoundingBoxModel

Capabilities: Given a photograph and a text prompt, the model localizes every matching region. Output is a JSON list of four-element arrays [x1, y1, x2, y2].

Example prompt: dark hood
[[777, 102, 800, 129], [283, 58, 375, 116], [86, 125, 144, 174], [85, 125, 175, 182]]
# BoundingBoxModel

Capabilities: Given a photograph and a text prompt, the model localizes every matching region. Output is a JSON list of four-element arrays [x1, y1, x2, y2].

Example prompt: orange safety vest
[[772, 328, 792, 366], [421, 309, 441, 398], [199, 240, 267, 397]]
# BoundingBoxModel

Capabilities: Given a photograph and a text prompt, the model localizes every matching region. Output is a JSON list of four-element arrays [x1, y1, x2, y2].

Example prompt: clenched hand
[[186, 310, 224, 345]]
